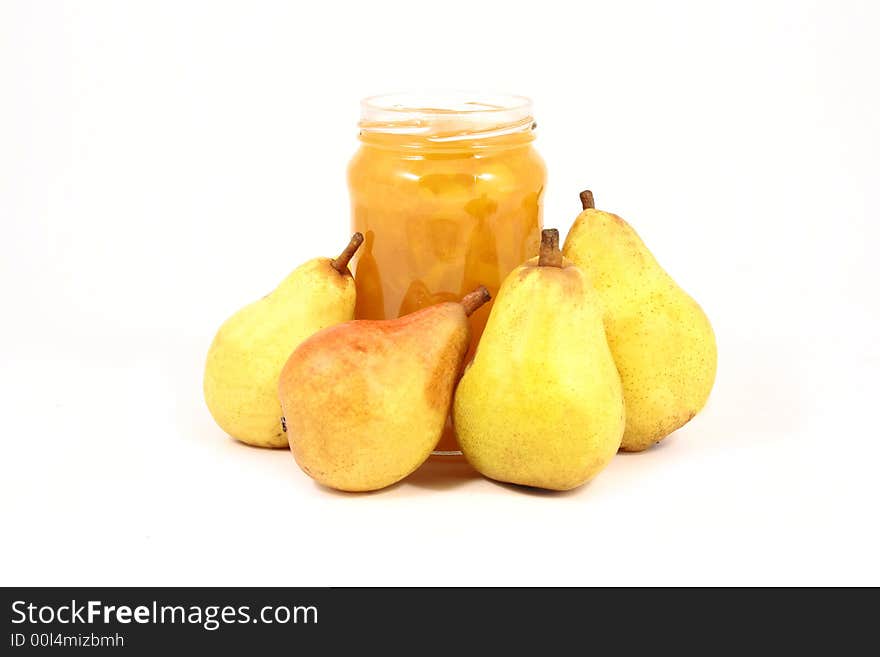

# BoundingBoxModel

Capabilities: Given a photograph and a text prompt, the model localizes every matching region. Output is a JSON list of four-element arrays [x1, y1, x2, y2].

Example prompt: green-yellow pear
[[204, 234, 363, 448], [454, 230, 625, 491], [563, 191, 717, 451], [278, 287, 491, 492]]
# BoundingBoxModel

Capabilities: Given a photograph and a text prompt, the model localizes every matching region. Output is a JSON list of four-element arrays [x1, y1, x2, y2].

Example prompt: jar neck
[[358, 92, 536, 153]]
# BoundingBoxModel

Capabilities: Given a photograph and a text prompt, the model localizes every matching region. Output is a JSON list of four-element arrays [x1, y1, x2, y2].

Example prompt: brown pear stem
[[330, 233, 364, 274], [460, 286, 491, 317], [538, 228, 563, 267], [580, 190, 595, 210]]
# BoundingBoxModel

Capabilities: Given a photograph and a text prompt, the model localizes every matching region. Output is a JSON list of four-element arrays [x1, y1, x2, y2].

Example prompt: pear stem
[[331, 233, 364, 274], [460, 286, 491, 317], [580, 190, 595, 210], [538, 228, 563, 268]]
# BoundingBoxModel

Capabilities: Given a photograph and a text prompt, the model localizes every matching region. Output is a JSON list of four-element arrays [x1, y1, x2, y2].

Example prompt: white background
[[2, 0, 878, 586]]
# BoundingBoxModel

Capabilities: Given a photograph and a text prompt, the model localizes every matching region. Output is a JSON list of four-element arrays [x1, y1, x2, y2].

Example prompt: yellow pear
[[278, 287, 491, 492], [563, 191, 717, 451], [454, 230, 625, 491], [204, 234, 363, 447]]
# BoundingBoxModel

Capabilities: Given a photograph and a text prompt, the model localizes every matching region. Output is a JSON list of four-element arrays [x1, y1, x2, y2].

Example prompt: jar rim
[[359, 92, 534, 141]]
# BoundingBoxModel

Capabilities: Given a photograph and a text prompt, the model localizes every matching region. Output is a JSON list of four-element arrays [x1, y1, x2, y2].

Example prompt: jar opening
[[359, 92, 535, 143]]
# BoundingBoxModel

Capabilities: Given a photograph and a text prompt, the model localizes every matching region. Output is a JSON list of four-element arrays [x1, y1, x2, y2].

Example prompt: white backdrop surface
[[1, 0, 878, 585]]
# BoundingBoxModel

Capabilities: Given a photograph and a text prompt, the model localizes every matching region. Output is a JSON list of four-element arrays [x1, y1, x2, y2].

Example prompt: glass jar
[[348, 93, 546, 452]]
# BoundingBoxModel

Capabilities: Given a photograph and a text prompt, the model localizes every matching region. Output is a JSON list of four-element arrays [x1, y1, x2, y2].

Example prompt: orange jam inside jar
[[348, 93, 546, 453]]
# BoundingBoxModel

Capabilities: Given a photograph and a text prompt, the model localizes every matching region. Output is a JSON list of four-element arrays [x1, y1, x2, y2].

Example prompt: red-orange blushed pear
[[278, 287, 490, 492]]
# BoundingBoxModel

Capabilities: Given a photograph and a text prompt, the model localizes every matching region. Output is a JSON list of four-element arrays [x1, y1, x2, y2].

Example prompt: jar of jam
[[348, 93, 546, 452]]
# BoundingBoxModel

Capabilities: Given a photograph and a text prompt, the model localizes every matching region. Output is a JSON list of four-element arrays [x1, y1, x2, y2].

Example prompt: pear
[[204, 234, 363, 448], [454, 230, 625, 491], [563, 191, 717, 451], [278, 287, 491, 492]]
